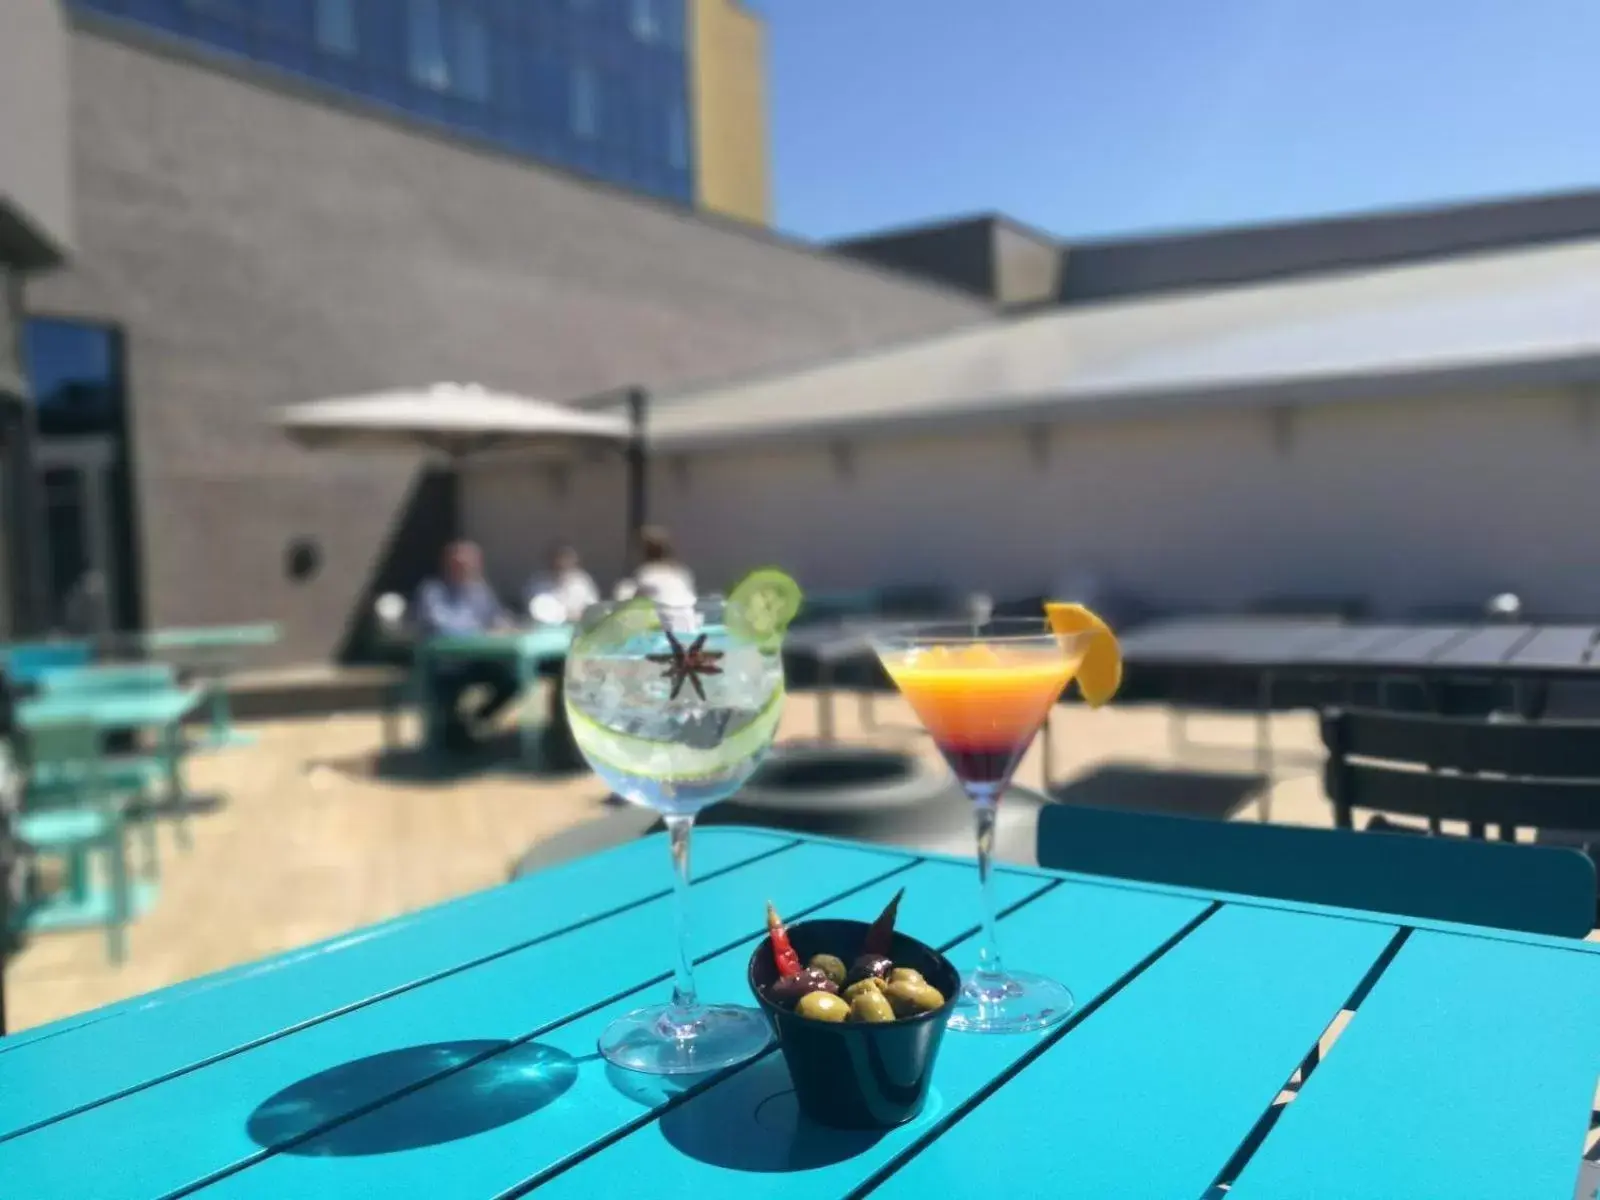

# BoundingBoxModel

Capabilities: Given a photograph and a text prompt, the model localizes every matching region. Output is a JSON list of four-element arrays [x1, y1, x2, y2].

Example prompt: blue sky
[[759, 0, 1600, 242]]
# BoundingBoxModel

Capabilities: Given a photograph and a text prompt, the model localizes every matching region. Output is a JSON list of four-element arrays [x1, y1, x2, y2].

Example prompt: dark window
[[25, 320, 123, 440]]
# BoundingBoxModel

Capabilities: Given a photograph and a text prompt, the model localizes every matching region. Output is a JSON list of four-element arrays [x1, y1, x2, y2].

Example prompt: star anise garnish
[[647, 631, 724, 701]]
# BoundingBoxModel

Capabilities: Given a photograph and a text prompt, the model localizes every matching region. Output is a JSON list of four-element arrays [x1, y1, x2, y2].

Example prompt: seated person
[[416, 540, 518, 752], [524, 543, 600, 625], [614, 525, 696, 608]]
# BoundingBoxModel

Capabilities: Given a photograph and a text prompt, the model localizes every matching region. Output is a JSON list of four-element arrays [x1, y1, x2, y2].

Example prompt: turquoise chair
[[1035, 802, 1596, 938], [14, 719, 144, 965], [5, 641, 93, 687], [27, 663, 182, 871]]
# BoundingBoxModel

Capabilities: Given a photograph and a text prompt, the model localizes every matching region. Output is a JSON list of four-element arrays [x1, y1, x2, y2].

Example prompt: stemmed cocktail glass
[[873, 619, 1089, 1033], [565, 590, 790, 1074]]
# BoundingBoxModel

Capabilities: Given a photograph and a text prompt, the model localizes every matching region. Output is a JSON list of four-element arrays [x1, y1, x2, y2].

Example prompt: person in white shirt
[[525, 543, 600, 625], [614, 526, 695, 607]]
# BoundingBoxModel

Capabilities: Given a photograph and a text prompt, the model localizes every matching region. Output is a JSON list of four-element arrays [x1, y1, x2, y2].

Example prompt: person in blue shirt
[[415, 540, 518, 753]]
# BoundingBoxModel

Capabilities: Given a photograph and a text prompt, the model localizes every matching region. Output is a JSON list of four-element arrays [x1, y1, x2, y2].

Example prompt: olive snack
[[795, 991, 851, 1023], [842, 977, 887, 1002], [885, 978, 946, 1017], [768, 967, 838, 1007], [888, 966, 926, 987], [845, 953, 894, 987], [848, 989, 896, 1024], [808, 953, 848, 988]]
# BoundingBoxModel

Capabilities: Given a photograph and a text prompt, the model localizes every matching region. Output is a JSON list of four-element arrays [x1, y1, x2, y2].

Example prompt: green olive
[[843, 977, 887, 1003], [795, 991, 851, 1023], [849, 989, 896, 1024], [885, 979, 946, 1017], [888, 967, 926, 988], [808, 953, 848, 988]]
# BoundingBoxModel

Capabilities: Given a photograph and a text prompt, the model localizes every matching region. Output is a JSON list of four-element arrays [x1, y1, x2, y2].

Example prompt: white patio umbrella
[[279, 382, 631, 457], [277, 381, 648, 544]]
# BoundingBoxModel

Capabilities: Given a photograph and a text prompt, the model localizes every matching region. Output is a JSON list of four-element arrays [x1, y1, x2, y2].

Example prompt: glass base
[[947, 970, 1075, 1034], [599, 1002, 771, 1075]]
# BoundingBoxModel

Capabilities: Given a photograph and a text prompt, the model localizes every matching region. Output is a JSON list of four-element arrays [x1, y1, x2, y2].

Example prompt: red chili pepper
[[862, 888, 904, 957], [766, 901, 803, 977]]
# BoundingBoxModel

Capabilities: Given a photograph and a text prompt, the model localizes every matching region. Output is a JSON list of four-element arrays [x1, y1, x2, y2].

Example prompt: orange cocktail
[[880, 643, 1083, 788]]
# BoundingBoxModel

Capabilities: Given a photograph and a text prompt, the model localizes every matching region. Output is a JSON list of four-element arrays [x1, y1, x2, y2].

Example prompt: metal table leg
[[1254, 671, 1276, 822], [817, 660, 836, 742]]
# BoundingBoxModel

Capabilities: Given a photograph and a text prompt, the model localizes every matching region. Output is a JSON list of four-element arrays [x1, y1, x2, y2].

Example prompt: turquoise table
[[2, 828, 1598, 1198], [415, 625, 574, 764], [142, 623, 282, 750]]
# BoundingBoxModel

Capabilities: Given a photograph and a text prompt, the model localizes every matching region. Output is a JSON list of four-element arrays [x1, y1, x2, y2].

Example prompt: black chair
[[1321, 708, 1600, 848]]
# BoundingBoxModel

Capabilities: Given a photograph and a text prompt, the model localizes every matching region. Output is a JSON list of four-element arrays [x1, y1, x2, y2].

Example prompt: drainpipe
[[625, 387, 650, 568]]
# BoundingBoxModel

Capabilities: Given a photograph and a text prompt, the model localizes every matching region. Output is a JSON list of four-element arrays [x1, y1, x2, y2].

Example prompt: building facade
[[67, 0, 768, 224], [19, 9, 985, 662]]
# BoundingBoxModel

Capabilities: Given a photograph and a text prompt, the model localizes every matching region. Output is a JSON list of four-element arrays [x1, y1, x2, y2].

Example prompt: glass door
[[36, 436, 117, 638]]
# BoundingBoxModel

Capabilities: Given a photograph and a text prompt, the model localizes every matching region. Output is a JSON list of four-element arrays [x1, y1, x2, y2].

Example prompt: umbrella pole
[[625, 388, 649, 567]]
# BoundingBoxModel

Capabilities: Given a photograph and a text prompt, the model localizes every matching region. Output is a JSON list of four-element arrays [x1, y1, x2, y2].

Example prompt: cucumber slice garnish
[[566, 684, 786, 783], [726, 568, 802, 646], [572, 597, 661, 657]]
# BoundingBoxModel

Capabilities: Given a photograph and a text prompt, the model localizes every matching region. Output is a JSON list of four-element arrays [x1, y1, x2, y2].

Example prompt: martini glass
[[873, 618, 1089, 1033], [565, 595, 786, 1074]]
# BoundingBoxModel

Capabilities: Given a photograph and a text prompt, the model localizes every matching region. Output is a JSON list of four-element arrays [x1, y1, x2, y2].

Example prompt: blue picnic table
[[1, 828, 1597, 1197]]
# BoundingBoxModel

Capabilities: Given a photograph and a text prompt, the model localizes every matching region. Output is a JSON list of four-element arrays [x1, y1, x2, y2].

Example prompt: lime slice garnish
[[565, 684, 786, 783], [726, 568, 802, 646], [573, 596, 661, 657]]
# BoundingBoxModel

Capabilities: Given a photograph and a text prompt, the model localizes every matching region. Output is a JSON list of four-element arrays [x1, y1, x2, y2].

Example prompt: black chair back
[[1321, 708, 1600, 840]]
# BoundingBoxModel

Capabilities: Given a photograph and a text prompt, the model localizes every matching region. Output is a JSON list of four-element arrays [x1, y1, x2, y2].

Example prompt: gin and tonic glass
[[565, 594, 786, 1074]]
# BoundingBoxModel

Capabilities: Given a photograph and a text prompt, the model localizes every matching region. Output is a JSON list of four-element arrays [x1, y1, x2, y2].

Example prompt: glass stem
[[665, 814, 699, 1015], [972, 789, 1006, 981]]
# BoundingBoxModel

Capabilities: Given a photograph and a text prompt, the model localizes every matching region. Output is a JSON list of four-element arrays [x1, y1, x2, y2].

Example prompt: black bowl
[[748, 918, 958, 1130]]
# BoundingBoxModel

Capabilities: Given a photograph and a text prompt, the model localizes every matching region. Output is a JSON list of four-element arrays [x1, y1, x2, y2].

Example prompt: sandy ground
[[1, 688, 1345, 1033]]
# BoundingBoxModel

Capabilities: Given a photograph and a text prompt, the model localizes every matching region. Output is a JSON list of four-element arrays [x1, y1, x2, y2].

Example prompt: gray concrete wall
[[0, 0, 73, 267], [29, 23, 988, 662]]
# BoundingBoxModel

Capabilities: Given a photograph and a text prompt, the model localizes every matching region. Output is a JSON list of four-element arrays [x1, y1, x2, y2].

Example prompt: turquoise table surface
[[3, 828, 1599, 1199], [415, 626, 574, 764]]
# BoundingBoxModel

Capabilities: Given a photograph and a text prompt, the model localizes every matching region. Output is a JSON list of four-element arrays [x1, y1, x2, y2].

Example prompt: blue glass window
[[570, 63, 600, 141], [451, 5, 491, 102], [68, 0, 697, 206], [667, 102, 689, 171], [407, 0, 449, 90], [314, 0, 358, 56], [629, 0, 659, 43]]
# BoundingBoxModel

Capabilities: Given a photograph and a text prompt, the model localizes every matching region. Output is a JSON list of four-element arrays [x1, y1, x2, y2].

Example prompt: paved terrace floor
[[0, 689, 1513, 1032]]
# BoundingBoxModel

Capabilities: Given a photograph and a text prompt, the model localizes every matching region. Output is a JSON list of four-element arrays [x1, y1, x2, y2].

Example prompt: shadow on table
[[247, 1040, 582, 1156], [643, 1052, 889, 1173], [1049, 763, 1267, 821], [309, 726, 589, 786]]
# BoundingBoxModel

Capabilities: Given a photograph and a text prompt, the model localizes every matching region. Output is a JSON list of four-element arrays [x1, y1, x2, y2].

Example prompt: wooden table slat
[[875, 906, 1396, 1199], [525, 880, 1214, 1200], [0, 830, 793, 1138], [1229, 930, 1600, 1199], [0, 840, 910, 1199], [195, 862, 1052, 1198]]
